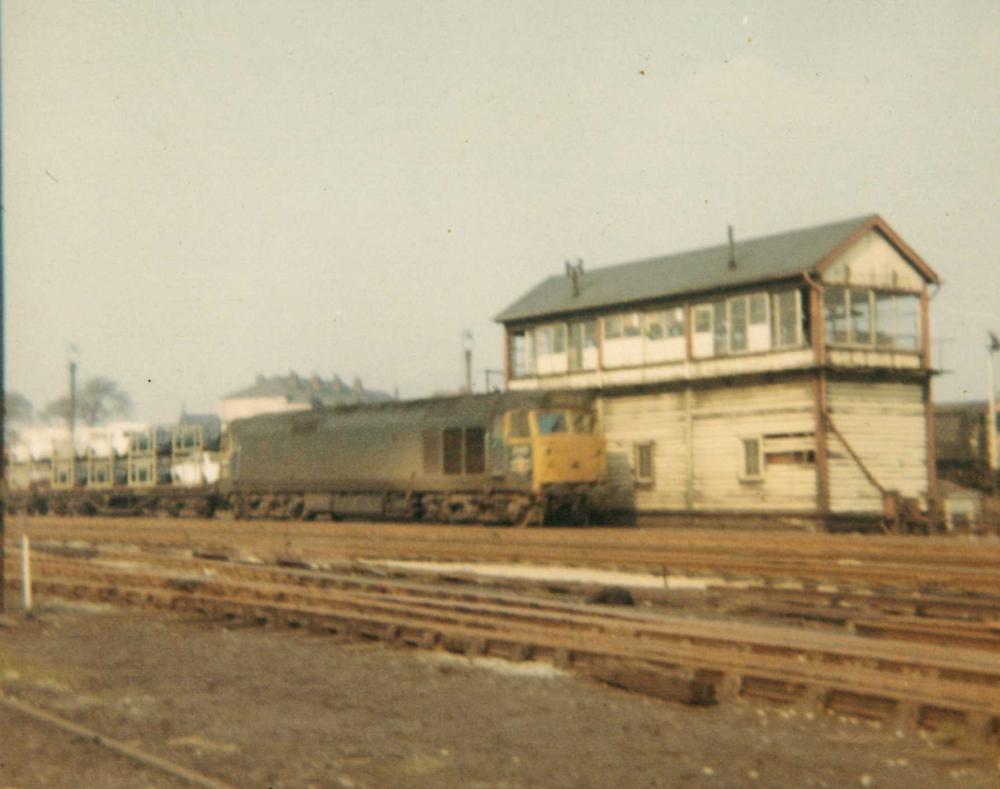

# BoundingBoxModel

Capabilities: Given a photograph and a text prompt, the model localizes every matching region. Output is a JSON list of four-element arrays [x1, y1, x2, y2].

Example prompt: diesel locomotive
[[4, 391, 607, 526]]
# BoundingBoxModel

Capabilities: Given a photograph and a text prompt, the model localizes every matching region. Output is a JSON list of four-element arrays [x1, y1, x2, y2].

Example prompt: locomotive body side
[[225, 391, 605, 524]]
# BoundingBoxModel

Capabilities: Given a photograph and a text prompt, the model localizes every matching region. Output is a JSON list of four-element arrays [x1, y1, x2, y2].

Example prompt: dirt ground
[[0, 604, 997, 789]]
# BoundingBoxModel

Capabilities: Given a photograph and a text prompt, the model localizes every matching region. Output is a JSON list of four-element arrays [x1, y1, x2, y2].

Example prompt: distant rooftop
[[222, 372, 393, 406], [495, 214, 936, 324]]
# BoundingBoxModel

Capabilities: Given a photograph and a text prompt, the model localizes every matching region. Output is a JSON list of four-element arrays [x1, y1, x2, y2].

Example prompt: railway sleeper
[[589, 660, 717, 706], [17, 578, 1000, 748]]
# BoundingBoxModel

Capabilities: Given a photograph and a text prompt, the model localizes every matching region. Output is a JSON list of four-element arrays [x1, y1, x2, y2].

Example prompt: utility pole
[[462, 330, 474, 394], [69, 357, 77, 441], [988, 332, 999, 488]]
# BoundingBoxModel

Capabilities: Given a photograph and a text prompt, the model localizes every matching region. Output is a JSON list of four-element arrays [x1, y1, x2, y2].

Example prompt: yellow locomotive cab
[[503, 408, 606, 494]]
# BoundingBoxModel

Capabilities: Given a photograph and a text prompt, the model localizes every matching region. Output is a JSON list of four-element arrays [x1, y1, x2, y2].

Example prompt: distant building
[[935, 400, 999, 490], [496, 214, 940, 529], [218, 372, 393, 426]]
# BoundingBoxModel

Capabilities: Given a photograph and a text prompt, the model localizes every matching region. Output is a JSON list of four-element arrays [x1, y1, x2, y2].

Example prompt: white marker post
[[20, 534, 32, 612]]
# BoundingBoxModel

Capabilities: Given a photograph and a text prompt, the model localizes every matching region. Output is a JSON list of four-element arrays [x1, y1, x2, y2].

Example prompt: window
[[697, 294, 769, 356], [534, 323, 568, 374], [850, 289, 872, 344], [694, 307, 711, 333], [712, 301, 728, 355], [827, 286, 920, 351], [603, 312, 644, 368], [729, 297, 748, 352], [508, 330, 534, 379], [464, 428, 485, 474], [568, 320, 597, 371], [875, 292, 895, 348], [692, 306, 714, 358], [644, 308, 686, 364], [622, 313, 641, 337], [823, 287, 848, 344], [634, 442, 655, 485], [552, 324, 567, 353], [772, 290, 801, 348], [749, 293, 768, 325], [440, 427, 487, 475], [535, 410, 568, 434], [741, 437, 763, 479], [443, 428, 463, 474], [645, 313, 666, 341], [894, 294, 919, 351]]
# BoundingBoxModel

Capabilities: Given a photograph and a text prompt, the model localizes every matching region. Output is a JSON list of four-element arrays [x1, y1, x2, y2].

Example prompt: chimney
[[727, 226, 736, 270], [565, 259, 584, 296]]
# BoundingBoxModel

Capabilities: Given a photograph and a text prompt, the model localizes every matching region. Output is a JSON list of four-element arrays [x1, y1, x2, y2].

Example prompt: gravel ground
[[0, 603, 996, 789]]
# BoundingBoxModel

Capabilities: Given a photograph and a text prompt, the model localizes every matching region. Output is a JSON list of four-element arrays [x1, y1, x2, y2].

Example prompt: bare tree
[[2, 391, 33, 439], [42, 378, 133, 427], [2, 391, 33, 424], [41, 396, 72, 425], [78, 377, 132, 425]]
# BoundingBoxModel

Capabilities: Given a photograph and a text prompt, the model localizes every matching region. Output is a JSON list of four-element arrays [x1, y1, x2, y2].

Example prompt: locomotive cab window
[[534, 410, 568, 434]]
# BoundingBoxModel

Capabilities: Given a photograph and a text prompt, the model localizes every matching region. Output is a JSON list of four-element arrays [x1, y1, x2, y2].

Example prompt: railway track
[[10, 541, 1000, 652], [5, 543, 1000, 748], [14, 515, 1000, 602]]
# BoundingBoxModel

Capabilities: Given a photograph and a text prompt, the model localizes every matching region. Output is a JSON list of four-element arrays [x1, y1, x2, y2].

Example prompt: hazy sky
[[4, 0, 999, 422]]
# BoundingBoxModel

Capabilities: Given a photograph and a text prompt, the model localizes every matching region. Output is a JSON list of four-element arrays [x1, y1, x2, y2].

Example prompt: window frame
[[634, 441, 655, 486], [739, 436, 764, 482], [824, 286, 922, 352]]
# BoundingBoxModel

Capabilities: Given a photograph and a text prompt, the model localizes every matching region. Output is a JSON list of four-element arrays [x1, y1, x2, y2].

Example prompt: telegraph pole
[[988, 332, 999, 488], [69, 357, 77, 442], [462, 331, 474, 394]]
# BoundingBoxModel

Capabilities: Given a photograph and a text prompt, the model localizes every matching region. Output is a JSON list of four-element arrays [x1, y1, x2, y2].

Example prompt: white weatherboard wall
[[827, 380, 928, 514], [823, 230, 924, 291], [601, 391, 687, 511], [599, 379, 817, 514]]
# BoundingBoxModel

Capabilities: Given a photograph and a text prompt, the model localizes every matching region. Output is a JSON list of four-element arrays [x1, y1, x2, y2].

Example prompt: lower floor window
[[741, 437, 763, 479], [634, 442, 655, 485]]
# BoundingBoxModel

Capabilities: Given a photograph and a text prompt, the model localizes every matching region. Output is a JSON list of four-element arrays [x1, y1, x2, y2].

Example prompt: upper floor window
[[568, 319, 598, 371], [534, 323, 568, 374], [824, 287, 920, 351], [508, 330, 534, 379], [771, 290, 802, 348], [603, 312, 643, 368], [694, 291, 782, 358], [644, 307, 686, 364]]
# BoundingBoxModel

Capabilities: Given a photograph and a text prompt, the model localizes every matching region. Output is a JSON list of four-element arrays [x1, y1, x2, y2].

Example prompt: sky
[[4, 0, 999, 422]]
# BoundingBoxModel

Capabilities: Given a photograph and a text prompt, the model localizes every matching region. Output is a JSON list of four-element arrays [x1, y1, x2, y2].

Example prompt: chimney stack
[[727, 226, 736, 270], [565, 259, 584, 296]]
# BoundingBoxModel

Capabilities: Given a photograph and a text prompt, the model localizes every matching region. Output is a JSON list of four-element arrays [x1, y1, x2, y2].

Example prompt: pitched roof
[[495, 214, 937, 324], [222, 373, 393, 405]]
